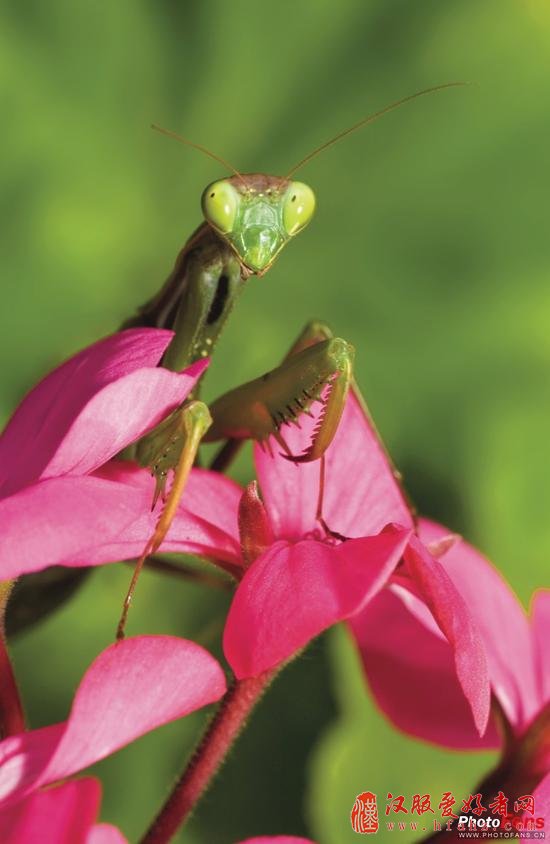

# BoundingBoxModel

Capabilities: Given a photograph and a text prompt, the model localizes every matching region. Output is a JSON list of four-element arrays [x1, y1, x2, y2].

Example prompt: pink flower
[[0, 329, 244, 581], [222, 392, 416, 679], [352, 524, 549, 751], [0, 636, 226, 810], [353, 536, 550, 829], [0, 778, 127, 844], [0, 786, 318, 844], [352, 523, 550, 812], [218, 393, 490, 739], [0, 346, 404, 672], [0, 335, 491, 740]]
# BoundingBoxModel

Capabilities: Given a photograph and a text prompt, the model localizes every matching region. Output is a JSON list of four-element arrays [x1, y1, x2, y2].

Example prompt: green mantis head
[[201, 175, 316, 275]]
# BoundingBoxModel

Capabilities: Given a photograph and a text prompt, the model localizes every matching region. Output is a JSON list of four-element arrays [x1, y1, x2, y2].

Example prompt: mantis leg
[[204, 323, 354, 541], [116, 400, 212, 640], [208, 320, 353, 538], [287, 322, 350, 538], [205, 332, 353, 458], [288, 321, 416, 533]]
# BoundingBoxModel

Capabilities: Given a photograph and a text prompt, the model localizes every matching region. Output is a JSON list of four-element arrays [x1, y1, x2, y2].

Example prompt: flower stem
[[140, 669, 274, 844]]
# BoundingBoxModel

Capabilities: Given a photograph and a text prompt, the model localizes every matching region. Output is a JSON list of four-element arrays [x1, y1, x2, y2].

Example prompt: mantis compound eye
[[282, 181, 316, 236], [202, 180, 240, 234]]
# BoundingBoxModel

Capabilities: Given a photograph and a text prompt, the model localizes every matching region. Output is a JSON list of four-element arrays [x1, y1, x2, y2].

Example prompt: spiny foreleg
[[204, 335, 354, 462]]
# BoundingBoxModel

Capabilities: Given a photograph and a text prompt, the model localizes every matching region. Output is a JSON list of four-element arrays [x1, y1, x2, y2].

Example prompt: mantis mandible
[[117, 82, 465, 638]]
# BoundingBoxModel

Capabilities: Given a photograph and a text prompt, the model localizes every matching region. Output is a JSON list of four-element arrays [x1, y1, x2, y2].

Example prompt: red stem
[[140, 670, 274, 844]]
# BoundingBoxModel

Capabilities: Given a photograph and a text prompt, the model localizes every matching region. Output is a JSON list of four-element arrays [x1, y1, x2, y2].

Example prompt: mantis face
[[201, 174, 316, 275]]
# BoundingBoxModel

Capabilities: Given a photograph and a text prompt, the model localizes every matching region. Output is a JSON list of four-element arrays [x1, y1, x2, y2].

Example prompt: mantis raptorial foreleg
[[279, 319, 414, 534], [205, 331, 354, 461], [281, 320, 352, 538], [279, 320, 349, 538], [209, 319, 349, 471], [205, 322, 354, 540]]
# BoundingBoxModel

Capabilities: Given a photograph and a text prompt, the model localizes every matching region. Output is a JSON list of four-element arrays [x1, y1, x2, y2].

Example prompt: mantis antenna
[[151, 123, 248, 187], [286, 82, 468, 178]]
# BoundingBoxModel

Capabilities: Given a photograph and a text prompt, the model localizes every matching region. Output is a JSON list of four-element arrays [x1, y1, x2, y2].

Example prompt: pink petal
[[237, 839, 315, 843], [0, 636, 226, 805], [254, 412, 320, 539], [224, 526, 411, 678], [96, 461, 242, 550], [350, 588, 500, 749], [531, 590, 550, 706], [403, 535, 491, 737], [0, 473, 241, 581], [0, 778, 101, 844], [42, 359, 207, 480], [419, 519, 539, 732], [0, 725, 63, 803], [86, 824, 128, 844], [0, 329, 183, 496], [255, 391, 413, 541]]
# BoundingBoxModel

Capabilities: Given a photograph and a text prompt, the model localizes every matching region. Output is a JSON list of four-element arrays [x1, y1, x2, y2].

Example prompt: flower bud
[[238, 482, 274, 569]]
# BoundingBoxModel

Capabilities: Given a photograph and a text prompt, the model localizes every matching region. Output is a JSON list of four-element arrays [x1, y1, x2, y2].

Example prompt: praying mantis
[[117, 83, 465, 638]]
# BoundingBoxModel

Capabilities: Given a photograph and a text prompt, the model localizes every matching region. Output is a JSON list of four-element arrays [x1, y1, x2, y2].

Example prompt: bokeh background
[[2, 1, 549, 841]]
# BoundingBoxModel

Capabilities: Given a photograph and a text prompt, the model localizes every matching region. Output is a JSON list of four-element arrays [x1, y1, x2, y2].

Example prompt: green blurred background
[[2, 1, 549, 841]]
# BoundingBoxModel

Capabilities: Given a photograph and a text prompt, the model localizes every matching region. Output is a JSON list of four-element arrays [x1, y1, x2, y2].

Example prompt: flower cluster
[[0, 327, 547, 841]]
